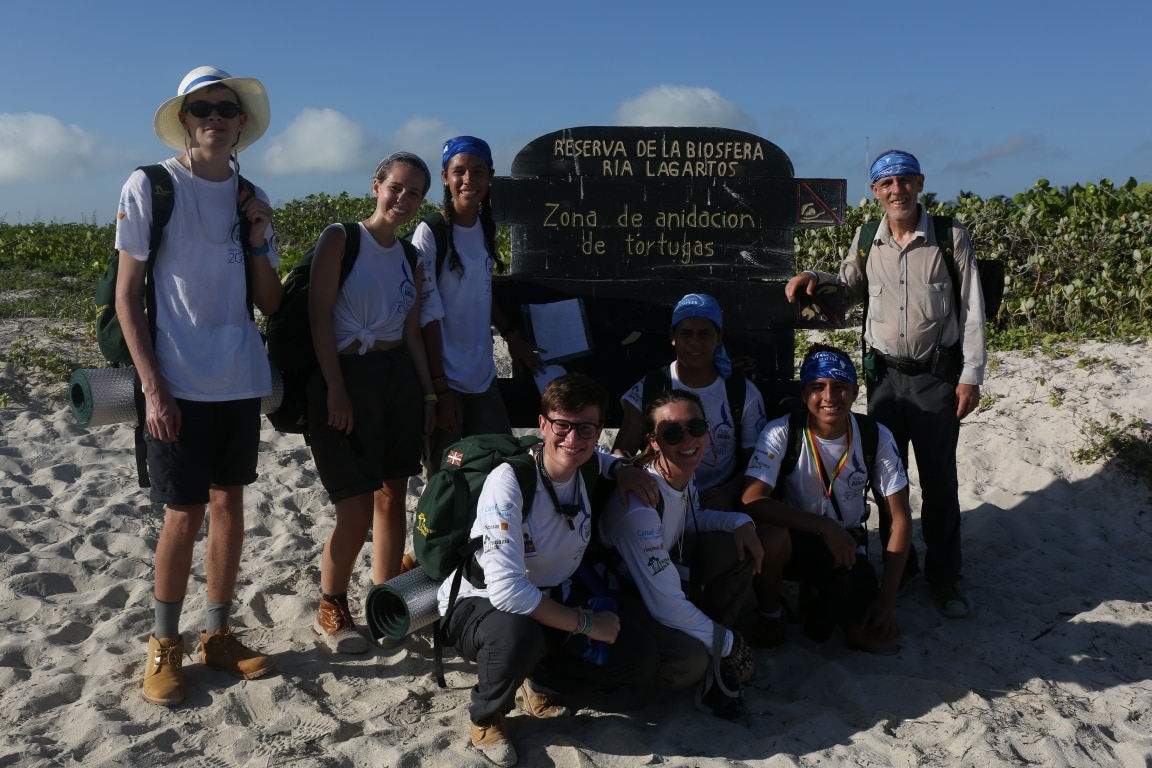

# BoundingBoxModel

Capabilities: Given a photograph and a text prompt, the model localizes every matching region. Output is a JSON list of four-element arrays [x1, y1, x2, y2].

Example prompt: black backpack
[[857, 215, 1005, 321], [94, 164, 257, 366], [264, 223, 419, 435]]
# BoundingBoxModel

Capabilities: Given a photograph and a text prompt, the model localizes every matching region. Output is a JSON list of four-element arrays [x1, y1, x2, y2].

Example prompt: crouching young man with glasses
[[437, 373, 659, 768]]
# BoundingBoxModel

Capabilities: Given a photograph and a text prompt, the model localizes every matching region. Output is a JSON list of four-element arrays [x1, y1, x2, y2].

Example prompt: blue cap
[[671, 294, 733, 379], [442, 136, 493, 169], [800, 349, 858, 387], [869, 150, 921, 184]]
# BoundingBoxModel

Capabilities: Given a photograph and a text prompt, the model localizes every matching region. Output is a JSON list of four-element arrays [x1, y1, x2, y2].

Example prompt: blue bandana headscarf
[[442, 135, 493, 169], [869, 150, 921, 184], [671, 293, 733, 379], [800, 350, 858, 388]]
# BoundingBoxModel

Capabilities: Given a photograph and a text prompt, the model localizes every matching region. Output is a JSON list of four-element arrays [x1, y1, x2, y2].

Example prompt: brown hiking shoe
[[142, 634, 185, 707], [200, 626, 275, 680], [516, 680, 571, 718], [470, 713, 517, 767], [315, 595, 369, 654]]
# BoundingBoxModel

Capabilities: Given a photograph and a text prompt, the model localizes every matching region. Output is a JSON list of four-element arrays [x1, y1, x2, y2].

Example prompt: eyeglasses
[[656, 419, 709, 445], [183, 100, 243, 119], [542, 414, 601, 440]]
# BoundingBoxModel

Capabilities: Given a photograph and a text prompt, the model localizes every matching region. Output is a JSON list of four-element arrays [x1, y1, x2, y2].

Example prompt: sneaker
[[930, 581, 971, 619], [142, 634, 185, 707], [516, 680, 571, 718], [743, 613, 787, 648], [470, 713, 517, 767], [315, 596, 369, 654], [200, 626, 275, 679]]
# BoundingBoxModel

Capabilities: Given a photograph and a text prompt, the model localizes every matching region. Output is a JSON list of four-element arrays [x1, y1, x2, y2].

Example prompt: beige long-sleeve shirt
[[811, 206, 986, 386]]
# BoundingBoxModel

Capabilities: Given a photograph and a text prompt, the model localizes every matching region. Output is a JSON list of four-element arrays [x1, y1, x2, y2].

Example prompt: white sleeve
[[113, 169, 153, 261], [602, 493, 720, 650], [620, 376, 644, 412], [744, 415, 790, 488], [410, 221, 444, 326], [474, 464, 543, 615]]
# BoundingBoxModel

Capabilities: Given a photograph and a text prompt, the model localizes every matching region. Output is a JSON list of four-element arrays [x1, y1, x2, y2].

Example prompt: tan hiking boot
[[470, 713, 517, 767], [516, 680, 571, 718], [315, 595, 369, 654], [200, 626, 275, 679], [142, 634, 185, 707]]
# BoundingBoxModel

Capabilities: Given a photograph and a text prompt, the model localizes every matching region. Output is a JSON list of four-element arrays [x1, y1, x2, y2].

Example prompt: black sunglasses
[[184, 100, 243, 119], [542, 414, 601, 440], [657, 419, 709, 445]]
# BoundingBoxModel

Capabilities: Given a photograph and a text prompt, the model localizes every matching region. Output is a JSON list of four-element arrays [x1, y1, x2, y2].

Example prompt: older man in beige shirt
[[785, 149, 986, 620]]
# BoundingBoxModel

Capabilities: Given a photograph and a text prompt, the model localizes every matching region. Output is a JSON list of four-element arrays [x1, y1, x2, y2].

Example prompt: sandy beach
[[1, 318, 1150, 767]]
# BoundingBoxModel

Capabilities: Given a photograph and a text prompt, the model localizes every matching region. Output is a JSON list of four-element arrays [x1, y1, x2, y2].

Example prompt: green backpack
[[412, 432, 599, 686], [95, 164, 257, 366], [264, 223, 419, 434]]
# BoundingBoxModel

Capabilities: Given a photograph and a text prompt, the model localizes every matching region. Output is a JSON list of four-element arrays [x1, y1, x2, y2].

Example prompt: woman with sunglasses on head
[[600, 390, 763, 718], [438, 373, 658, 768]]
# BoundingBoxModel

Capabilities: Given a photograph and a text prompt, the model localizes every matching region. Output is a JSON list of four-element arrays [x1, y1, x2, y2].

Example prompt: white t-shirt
[[412, 218, 496, 393], [599, 465, 753, 655], [744, 412, 908, 530], [327, 223, 418, 353], [114, 158, 278, 401], [620, 362, 767, 490], [436, 448, 618, 616]]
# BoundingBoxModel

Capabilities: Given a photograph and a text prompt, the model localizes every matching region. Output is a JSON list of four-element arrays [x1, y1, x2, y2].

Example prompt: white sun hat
[[153, 66, 270, 153]]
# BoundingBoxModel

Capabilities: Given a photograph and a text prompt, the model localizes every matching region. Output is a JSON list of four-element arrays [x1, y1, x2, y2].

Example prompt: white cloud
[[0, 114, 98, 182], [614, 86, 757, 132], [258, 108, 370, 175]]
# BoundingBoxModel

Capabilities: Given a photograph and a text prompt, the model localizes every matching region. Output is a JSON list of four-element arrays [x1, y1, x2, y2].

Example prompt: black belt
[[877, 354, 931, 375]]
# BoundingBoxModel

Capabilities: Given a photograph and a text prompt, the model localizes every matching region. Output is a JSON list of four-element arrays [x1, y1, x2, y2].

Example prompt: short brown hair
[[540, 373, 608, 423]]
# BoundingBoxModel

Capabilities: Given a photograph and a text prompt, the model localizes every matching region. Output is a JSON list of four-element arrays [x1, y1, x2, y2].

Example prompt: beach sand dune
[[1, 321, 1150, 767]]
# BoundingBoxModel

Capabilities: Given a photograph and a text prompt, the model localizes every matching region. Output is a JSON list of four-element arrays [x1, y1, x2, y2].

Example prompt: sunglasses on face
[[656, 419, 709, 445], [542, 414, 601, 440], [183, 100, 243, 119]]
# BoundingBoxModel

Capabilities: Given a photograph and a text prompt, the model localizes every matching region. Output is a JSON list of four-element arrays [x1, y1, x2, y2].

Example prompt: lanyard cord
[[804, 416, 852, 521], [535, 448, 584, 531]]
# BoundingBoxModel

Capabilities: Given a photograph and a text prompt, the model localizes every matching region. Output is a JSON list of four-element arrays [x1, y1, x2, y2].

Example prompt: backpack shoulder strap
[[398, 237, 420, 275], [857, 220, 881, 266], [781, 407, 807, 480], [854, 412, 881, 471], [236, 174, 259, 320], [724, 374, 746, 448], [931, 215, 963, 328], [504, 452, 540, 522], [338, 222, 362, 288], [641, 363, 675, 408], [138, 164, 174, 258]]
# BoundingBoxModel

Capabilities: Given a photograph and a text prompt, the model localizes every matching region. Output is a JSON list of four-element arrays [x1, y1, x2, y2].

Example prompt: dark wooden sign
[[489, 126, 847, 425]]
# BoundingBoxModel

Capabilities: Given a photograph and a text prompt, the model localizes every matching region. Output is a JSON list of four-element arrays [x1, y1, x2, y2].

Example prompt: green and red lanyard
[[804, 416, 852, 522]]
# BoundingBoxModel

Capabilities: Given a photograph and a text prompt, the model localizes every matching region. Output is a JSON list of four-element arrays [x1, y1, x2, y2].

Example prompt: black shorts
[[145, 398, 261, 506], [307, 348, 423, 503]]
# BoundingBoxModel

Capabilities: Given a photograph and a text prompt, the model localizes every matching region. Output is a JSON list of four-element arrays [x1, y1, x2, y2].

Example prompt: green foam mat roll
[[68, 364, 285, 428], [365, 566, 441, 643]]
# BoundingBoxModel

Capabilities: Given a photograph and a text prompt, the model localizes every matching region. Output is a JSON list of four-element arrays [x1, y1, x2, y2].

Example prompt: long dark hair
[[440, 171, 497, 278], [636, 389, 705, 468]]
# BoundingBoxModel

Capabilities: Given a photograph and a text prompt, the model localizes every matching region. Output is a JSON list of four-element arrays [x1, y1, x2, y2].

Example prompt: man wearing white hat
[[115, 66, 284, 706]]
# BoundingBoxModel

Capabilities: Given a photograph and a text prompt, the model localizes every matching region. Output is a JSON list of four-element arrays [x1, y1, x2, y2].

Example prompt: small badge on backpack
[[447, 450, 464, 466]]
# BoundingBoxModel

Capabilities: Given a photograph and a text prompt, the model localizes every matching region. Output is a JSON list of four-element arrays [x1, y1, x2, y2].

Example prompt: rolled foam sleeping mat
[[68, 362, 285, 428], [365, 565, 441, 643]]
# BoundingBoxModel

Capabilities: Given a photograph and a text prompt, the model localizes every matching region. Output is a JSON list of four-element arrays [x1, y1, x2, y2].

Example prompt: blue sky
[[1, 0, 1149, 224]]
